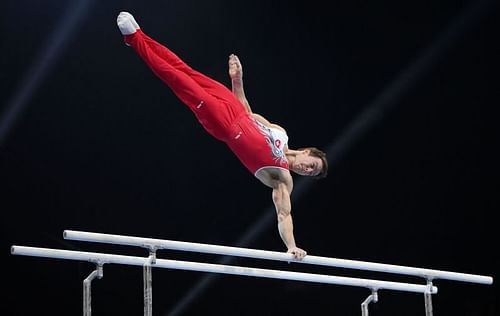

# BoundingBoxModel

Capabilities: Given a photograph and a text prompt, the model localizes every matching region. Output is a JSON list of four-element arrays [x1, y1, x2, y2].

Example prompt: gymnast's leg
[[140, 32, 238, 102], [117, 12, 242, 111], [117, 12, 236, 139]]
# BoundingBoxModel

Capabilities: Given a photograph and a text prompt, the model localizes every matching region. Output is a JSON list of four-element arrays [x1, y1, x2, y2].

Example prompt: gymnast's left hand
[[287, 246, 307, 260], [228, 54, 243, 80]]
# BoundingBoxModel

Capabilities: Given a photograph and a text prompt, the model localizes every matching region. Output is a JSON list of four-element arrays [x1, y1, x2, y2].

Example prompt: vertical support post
[[83, 263, 103, 316], [143, 248, 156, 316], [361, 290, 378, 316], [424, 279, 434, 316]]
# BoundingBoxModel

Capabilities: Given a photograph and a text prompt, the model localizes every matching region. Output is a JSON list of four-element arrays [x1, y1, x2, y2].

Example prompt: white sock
[[117, 12, 139, 35]]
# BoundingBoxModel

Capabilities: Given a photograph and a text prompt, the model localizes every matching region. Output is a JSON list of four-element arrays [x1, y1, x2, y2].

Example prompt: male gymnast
[[117, 12, 328, 259]]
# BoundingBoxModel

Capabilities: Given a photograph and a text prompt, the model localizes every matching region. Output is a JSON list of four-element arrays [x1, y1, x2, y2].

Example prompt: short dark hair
[[300, 147, 328, 179]]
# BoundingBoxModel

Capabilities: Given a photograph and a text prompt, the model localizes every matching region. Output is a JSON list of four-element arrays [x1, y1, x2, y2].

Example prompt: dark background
[[1, 0, 498, 315]]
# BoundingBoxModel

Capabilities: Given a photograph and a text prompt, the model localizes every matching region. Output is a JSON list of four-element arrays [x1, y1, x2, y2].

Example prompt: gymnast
[[116, 12, 328, 260]]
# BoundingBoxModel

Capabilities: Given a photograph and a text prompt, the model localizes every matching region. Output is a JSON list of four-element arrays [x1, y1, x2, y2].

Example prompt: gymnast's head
[[289, 147, 328, 179]]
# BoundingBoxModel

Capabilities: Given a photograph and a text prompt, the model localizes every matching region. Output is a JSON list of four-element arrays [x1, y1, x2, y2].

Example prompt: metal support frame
[[83, 263, 103, 316], [424, 279, 434, 316], [361, 290, 378, 316], [143, 247, 156, 316]]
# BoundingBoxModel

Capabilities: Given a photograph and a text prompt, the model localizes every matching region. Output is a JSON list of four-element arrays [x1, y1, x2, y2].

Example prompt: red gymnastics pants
[[124, 30, 247, 141]]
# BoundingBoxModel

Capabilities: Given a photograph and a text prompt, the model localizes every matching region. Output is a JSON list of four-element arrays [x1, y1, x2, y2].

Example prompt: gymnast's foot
[[117, 11, 140, 35]]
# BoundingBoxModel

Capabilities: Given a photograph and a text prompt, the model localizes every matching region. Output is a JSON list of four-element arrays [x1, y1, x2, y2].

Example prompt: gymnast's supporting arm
[[228, 54, 252, 113], [272, 182, 307, 260]]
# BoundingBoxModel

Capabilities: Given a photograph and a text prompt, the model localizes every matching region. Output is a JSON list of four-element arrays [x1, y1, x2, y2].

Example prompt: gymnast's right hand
[[288, 246, 307, 260], [228, 54, 243, 80]]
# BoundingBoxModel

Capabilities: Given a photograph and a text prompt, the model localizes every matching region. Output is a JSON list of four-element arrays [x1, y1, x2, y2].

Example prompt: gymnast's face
[[290, 150, 323, 177]]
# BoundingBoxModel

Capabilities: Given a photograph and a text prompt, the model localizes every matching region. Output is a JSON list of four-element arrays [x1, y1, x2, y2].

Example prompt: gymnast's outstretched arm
[[228, 54, 252, 113], [228, 55, 288, 133]]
